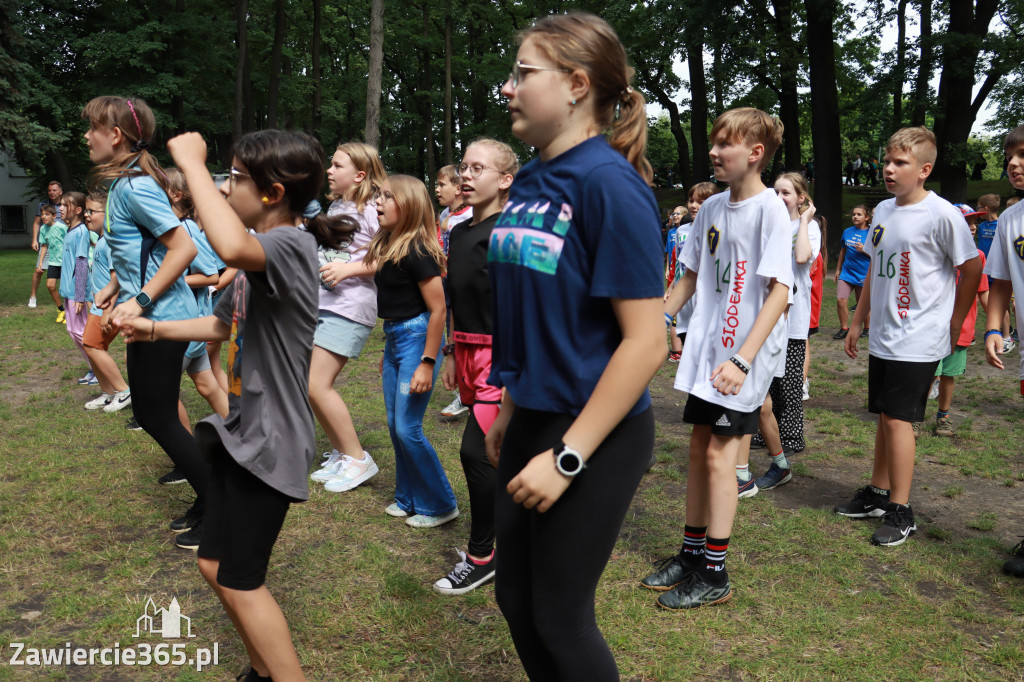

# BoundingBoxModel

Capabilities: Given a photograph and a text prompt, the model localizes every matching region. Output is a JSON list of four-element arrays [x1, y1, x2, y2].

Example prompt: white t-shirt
[[317, 200, 380, 327], [787, 218, 822, 340], [867, 191, 979, 362], [674, 221, 696, 334], [674, 189, 794, 412], [982, 200, 1024, 377]]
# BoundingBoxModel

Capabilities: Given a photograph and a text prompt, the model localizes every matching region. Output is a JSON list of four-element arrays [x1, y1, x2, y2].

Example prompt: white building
[[0, 152, 40, 249]]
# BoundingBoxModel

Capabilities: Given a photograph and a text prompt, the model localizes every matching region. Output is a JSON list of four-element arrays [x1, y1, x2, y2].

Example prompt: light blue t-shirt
[[90, 236, 112, 316], [105, 174, 198, 322], [59, 224, 92, 301], [183, 219, 219, 359]]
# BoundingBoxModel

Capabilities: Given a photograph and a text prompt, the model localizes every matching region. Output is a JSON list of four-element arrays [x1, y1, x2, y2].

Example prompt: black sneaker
[[159, 469, 187, 485], [862, 327, 870, 337], [832, 328, 849, 340], [834, 486, 889, 518], [175, 522, 202, 550], [126, 417, 143, 431], [1003, 539, 1024, 578], [640, 555, 693, 591], [235, 666, 270, 681], [170, 508, 202, 533], [432, 550, 496, 595], [750, 434, 767, 449], [656, 570, 732, 610], [871, 503, 916, 546]]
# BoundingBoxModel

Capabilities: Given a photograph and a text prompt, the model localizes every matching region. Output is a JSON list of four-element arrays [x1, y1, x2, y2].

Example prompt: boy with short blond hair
[[643, 108, 792, 608], [838, 126, 982, 546], [982, 124, 1024, 576]]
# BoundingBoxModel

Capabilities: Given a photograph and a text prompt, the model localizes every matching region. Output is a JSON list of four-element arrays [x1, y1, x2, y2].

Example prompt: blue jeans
[[382, 313, 456, 516]]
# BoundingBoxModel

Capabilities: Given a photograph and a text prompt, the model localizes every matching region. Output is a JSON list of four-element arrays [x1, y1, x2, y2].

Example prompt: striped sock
[[703, 536, 730, 585], [680, 525, 707, 568], [771, 450, 789, 469], [736, 463, 751, 482]]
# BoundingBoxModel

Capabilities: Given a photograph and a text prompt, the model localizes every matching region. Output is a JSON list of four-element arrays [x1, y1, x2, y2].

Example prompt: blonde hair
[[688, 182, 719, 203], [164, 168, 194, 219], [777, 171, 812, 211], [333, 141, 387, 211], [710, 108, 784, 171], [467, 137, 520, 201], [436, 164, 460, 186], [520, 12, 652, 184], [977, 193, 1000, 214], [363, 175, 446, 271], [886, 126, 937, 166], [81, 96, 169, 193]]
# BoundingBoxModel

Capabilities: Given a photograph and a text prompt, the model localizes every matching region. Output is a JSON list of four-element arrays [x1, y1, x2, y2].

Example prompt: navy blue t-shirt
[[487, 135, 664, 417]]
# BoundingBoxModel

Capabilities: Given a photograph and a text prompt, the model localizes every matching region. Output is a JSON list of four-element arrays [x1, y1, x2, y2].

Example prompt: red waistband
[[453, 331, 492, 346]]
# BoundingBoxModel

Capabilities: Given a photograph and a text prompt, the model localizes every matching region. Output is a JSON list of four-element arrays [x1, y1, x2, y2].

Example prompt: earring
[[262, 197, 269, 204], [571, 99, 576, 106]]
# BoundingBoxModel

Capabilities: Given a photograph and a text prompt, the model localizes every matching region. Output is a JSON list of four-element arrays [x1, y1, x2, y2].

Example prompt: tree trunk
[[712, 41, 725, 117], [364, 0, 385, 147], [233, 0, 248, 140], [893, 0, 907, 127], [934, 0, 1000, 202], [911, 0, 932, 126], [687, 33, 710, 183], [772, 0, 801, 171], [421, 3, 435, 191], [312, 0, 322, 133], [266, 0, 286, 129], [651, 86, 692, 189], [443, 13, 453, 165], [805, 0, 843, 261]]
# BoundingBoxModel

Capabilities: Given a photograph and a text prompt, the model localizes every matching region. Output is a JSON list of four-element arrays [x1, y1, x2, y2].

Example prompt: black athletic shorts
[[683, 394, 761, 436], [867, 355, 939, 423], [197, 444, 293, 591], [46, 265, 61, 280]]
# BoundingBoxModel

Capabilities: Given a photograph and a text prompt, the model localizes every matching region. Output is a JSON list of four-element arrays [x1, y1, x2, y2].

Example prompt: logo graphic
[[1015, 235, 1024, 261], [872, 225, 885, 246], [135, 598, 195, 639], [715, 414, 731, 427], [707, 225, 720, 255]]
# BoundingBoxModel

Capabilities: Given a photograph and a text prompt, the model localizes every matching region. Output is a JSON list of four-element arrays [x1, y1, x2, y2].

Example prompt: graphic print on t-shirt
[[488, 200, 571, 275], [226, 274, 249, 398], [1014, 235, 1024, 260], [317, 234, 354, 290], [872, 225, 885, 246]]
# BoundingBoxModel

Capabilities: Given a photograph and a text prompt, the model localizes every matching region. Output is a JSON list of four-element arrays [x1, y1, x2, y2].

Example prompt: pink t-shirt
[[317, 199, 379, 327]]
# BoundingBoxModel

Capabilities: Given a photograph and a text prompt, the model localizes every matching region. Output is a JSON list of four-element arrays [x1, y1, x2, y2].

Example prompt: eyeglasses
[[374, 190, 395, 204], [458, 162, 503, 179], [507, 61, 570, 89], [671, 212, 682, 216], [228, 167, 251, 187], [84, 209, 104, 218]]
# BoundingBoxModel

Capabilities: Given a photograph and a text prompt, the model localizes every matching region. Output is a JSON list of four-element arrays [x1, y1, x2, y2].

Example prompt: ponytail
[[608, 87, 652, 184], [81, 96, 169, 193], [306, 212, 359, 251]]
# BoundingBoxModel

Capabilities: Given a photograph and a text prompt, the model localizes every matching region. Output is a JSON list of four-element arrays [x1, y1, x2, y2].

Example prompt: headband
[[126, 99, 149, 153]]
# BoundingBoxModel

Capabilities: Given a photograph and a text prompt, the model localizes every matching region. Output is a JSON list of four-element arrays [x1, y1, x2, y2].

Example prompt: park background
[[3, 0, 1024, 679]]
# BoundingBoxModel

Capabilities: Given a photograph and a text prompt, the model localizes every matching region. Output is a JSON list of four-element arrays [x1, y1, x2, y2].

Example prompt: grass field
[[3, 247, 1024, 680]]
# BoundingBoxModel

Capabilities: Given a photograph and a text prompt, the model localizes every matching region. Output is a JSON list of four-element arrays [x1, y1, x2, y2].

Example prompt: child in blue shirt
[[58, 192, 95, 376]]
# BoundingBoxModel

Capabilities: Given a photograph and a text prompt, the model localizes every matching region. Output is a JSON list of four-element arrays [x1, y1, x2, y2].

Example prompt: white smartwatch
[[553, 440, 586, 478]]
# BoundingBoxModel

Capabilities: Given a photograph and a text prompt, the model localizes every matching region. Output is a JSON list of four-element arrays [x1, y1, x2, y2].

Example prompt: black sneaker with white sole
[[433, 550, 495, 595], [834, 485, 890, 518], [159, 469, 187, 485], [871, 503, 916, 546], [170, 508, 202, 533], [175, 522, 203, 550], [126, 416, 143, 431]]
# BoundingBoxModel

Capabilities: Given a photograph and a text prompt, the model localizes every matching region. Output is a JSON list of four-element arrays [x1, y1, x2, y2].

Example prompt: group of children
[[29, 10, 1024, 680]]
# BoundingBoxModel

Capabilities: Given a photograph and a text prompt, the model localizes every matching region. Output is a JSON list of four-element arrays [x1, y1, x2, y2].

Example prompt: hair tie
[[130, 140, 150, 153], [303, 199, 322, 219], [126, 99, 144, 137], [620, 86, 634, 103]]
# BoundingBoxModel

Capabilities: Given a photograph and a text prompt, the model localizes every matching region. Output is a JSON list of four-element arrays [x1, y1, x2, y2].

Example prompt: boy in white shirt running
[[838, 126, 981, 546], [982, 123, 1024, 576], [643, 108, 792, 609]]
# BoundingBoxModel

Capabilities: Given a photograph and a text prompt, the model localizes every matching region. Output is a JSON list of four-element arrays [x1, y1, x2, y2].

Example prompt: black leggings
[[127, 340, 210, 514], [495, 406, 654, 682], [460, 411, 496, 557]]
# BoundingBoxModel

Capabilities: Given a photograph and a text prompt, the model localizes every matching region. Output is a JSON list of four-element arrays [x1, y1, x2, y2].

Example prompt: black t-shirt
[[447, 213, 498, 335], [374, 244, 442, 319]]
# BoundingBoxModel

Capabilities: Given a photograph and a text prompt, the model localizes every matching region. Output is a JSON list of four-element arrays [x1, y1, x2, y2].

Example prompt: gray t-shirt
[[195, 226, 319, 501]]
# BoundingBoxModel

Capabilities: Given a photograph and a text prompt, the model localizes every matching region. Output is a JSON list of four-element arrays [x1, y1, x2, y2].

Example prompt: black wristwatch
[[553, 440, 586, 478], [135, 291, 153, 309], [420, 355, 436, 366]]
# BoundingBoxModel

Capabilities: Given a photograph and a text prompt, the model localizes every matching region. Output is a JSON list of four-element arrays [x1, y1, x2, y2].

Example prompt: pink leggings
[[64, 299, 91, 366]]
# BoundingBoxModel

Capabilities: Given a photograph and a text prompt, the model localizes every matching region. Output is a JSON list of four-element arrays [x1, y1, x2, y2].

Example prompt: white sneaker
[[441, 393, 469, 418], [1004, 338, 1017, 354], [102, 389, 132, 412], [406, 507, 460, 528], [802, 378, 810, 401], [28, 297, 37, 308], [310, 450, 346, 481], [85, 393, 113, 410], [928, 379, 940, 400], [324, 452, 379, 492]]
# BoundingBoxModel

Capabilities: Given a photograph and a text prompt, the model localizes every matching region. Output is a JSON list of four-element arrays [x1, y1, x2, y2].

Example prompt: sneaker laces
[[675, 570, 702, 595], [444, 550, 473, 584], [881, 505, 911, 528], [653, 555, 684, 573]]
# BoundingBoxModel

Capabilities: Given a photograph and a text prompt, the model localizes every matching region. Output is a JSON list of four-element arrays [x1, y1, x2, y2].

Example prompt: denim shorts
[[314, 310, 374, 359]]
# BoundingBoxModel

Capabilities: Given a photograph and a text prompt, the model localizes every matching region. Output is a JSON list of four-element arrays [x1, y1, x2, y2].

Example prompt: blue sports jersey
[[977, 219, 997, 257], [838, 225, 871, 286], [90, 236, 112, 316], [183, 219, 219, 359], [59, 225, 92, 301], [105, 173, 198, 322], [487, 135, 664, 417]]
